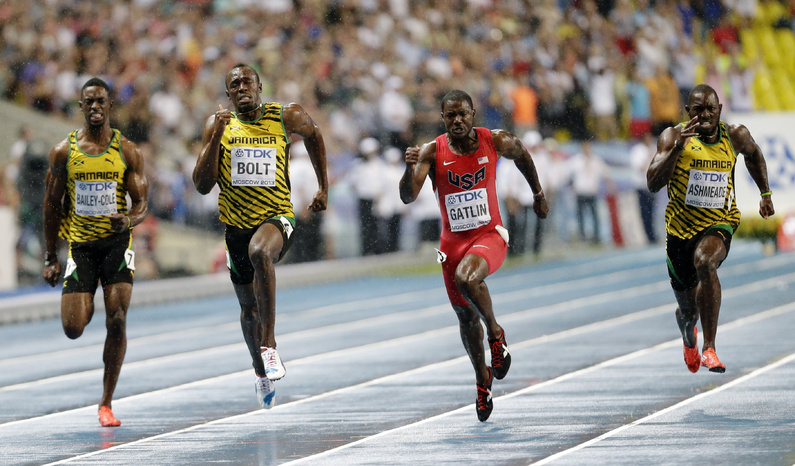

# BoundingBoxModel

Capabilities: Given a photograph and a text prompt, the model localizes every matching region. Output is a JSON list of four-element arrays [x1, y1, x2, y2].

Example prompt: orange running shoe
[[98, 406, 121, 427], [683, 327, 700, 373], [701, 348, 726, 373]]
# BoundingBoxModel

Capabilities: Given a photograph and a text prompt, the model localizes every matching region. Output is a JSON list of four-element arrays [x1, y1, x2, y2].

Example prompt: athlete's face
[[686, 91, 722, 138], [79, 86, 112, 127], [226, 67, 262, 113], [442, 99, 476, 141]]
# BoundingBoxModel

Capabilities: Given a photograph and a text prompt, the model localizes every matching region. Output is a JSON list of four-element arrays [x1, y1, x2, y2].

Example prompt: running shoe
[[98, 406, 121, 427], [701, 348, 726, 373], [489, 326, 511, 380], [683, 326, 700, 373], [261, 347, 286, 380], [255, 376, 276, 409], [476, 367, 494, 422]]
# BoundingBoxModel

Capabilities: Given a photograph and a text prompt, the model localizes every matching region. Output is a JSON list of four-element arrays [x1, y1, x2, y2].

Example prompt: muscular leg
[[233, 283, 265, 376], [673, 289, 698, 348], [99, 282, 131, 408], [248, 222, 284, 349], [452, 304, 490, 386], [61, 292, 95, 340], [692, 235, 727, 352], [454, 254, 502, 385]]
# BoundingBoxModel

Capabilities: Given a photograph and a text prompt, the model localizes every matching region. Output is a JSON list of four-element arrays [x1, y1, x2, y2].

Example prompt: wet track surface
[[1, 242, 794, 465]]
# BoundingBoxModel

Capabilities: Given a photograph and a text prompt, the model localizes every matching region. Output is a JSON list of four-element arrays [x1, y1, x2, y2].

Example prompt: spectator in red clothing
[[710, 16, 739, 54]]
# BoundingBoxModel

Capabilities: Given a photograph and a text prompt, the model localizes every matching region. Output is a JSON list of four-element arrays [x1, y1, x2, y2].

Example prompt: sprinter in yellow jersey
[[647, 84, 775, 374], [42, 78, 149, 427], [194, 64, 328, 409]]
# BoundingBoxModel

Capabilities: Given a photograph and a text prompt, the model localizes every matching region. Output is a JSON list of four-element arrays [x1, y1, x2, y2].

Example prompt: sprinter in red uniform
[[400, 90, 548, 421]]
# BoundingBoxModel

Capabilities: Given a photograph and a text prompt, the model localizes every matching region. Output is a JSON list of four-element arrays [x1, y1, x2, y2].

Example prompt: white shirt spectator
[[349, 138, 386, 201], [589, 67, 617, 118], [728, 64, 754, 113], [289, 141, 319, 212], [411, 180, 441, 222], [629, 135, 656, 190], [149, 84, 184, 132], [378, 76, 414, 133], [375, 147, 408, 218], [569, 146, 609, 196]]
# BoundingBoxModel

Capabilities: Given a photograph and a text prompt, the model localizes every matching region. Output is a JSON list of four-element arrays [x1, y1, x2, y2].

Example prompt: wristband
[[761, 191, 772, 197], [126, 215, 132, 229], [44, 252, 58, 267], [533, 190, 545, 200]]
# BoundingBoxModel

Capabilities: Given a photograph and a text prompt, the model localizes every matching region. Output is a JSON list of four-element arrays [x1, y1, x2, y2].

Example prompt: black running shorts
[[63, 231, 134, 295], [666, 224, 733, 291], [225, 216, 295, 285]]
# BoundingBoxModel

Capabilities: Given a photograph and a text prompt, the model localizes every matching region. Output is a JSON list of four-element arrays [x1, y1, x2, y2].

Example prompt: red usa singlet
[[433, 127, 504, 241]]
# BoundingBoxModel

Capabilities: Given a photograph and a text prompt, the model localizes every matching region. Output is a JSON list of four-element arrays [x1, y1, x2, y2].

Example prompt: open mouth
[[89, 113, 103, 122]]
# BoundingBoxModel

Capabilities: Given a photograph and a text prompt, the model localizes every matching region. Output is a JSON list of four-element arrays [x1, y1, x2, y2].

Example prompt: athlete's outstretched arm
[[492, 129, 548, 219], [284, 103, 329, 212], [647, 117, 699, 192], [730, 124, 775, 219], [42, 140, 69, 287], [115, 137, 149, 232], [400, 142, 435, 204], [193, 105, 232, 194]]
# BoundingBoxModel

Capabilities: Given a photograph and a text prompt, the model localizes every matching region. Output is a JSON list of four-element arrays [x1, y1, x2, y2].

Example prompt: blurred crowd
[[1, 0, 793, 275]]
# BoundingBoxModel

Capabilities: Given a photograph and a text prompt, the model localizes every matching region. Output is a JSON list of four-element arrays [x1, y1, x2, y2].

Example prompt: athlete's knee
[[693, 250, 719, 278], [248, 243, 276, 269], [240, 305, 258, 322], [454, 260, 484, 294], [105, 312, 127, 337], [63, 324, 84, 340]]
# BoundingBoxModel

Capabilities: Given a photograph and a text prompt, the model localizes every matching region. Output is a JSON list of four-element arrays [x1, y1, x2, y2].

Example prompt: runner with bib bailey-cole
[[42, 77, 149, 427]]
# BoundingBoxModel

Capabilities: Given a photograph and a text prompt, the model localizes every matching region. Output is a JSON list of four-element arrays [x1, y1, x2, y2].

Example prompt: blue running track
[[1, 242, 794, 465]]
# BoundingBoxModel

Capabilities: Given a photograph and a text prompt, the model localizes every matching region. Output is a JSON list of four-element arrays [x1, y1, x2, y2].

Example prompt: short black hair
[[441, 90, 474, 112], [688, 84, 718, 105], [226, 63, 261, 89], [81, 77, 111, 95]]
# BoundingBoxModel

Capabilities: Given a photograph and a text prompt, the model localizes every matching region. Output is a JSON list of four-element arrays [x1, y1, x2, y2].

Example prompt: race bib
[[445, 188, 491, 232], [74, 181, 118, 216], [230, 146, 277, 187], [685, 169, 729, 209]]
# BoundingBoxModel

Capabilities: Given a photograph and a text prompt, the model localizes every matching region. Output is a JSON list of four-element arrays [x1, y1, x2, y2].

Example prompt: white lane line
[[283, 300, 795, 465], [3, 263, 793, 396], [533, 352, 795, 465], [0, 265, 664, 384], [37, 297, 795, 465], [1, 248, 786, 368], [0, 258, 656, 366]]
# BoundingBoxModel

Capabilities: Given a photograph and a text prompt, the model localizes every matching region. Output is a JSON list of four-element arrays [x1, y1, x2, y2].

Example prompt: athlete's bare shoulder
[[726, 122, 752, 142], [48, 137, 71, 166], [490, 129, 523, 159], [490, 128, 513, 141], [118, 133, 145, 169], [726, 123, 757, 154], [418, 139, 438, 164], [282, 102, 318, 136]]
